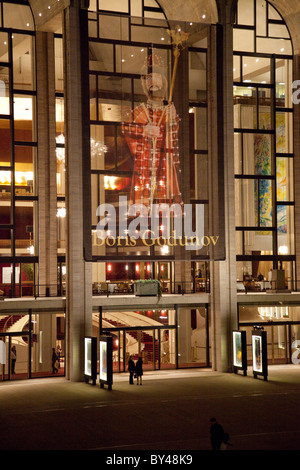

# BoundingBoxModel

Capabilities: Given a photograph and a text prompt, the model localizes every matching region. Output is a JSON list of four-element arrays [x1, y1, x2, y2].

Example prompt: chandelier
[[56, 134, 107, 163]]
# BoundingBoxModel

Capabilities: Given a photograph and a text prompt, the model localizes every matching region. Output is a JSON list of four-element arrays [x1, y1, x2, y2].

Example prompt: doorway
[[0, 332, 30, 381], [106, 326, 177, 373]]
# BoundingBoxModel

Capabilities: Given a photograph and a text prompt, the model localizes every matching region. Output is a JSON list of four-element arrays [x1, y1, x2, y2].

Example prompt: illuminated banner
[[87, 20, 225, 262], [251, 329, 268, 381], [233, 330, 247, 376], [99, 335, 113, 390]]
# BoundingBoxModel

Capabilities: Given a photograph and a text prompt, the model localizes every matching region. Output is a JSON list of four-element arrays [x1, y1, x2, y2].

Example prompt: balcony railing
[[237, 279, 297, 293], [0, 279, 210, 299]]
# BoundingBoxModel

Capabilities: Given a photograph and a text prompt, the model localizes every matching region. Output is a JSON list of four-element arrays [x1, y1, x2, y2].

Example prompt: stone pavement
[[0, 365, 299, 453]]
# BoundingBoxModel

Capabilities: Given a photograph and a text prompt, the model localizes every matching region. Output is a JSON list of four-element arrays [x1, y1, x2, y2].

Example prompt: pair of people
[[128, 356, 143, 385]]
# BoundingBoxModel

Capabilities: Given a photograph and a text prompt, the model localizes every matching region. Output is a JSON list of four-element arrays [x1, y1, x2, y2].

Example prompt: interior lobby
[[1, 0, 300, 383]]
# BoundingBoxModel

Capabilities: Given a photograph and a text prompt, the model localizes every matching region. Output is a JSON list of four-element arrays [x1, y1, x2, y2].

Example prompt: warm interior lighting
[[27, 245, 34, 255], [278, 245, 288, 255], [56, 207, 66, 218], [56, 134, 107, 164], [104, 176, 117, 190], [0, 170, 33, 185]]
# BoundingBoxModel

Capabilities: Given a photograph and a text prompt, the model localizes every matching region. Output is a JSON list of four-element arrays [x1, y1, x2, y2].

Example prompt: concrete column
[[36, 32, 58, 297], [63, 1, 92, 381], [208, 7, 238, 372]]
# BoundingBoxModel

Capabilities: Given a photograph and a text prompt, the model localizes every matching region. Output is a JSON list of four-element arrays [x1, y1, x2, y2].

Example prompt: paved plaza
[[0, 365, 299, 454]]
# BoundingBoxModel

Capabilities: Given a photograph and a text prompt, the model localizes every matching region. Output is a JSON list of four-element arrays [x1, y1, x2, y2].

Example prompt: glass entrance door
[[124, 329, 157, 372], [0, 333, 30, 381], [106, 326, 177, 373]]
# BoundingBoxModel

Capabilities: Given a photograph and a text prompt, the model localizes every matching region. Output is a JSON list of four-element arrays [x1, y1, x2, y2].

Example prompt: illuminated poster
[[84, 337, 92, 377], [0, 340, 5, 365], [84, 337, 97, 385], [251, 329, 267, 380], [233, 330, 247, 375], [233, 331, 242, 368], [99, 340, 107, 382], [252, 335, 262, 373]]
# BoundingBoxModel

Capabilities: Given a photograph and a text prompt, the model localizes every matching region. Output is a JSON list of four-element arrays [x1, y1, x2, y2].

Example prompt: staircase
[[0, 315, 23, 333], [103, 318, 159, 362]]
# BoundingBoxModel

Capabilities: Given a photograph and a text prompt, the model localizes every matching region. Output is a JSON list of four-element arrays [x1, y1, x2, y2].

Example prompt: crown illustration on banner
[[146, 53, 164, 68]]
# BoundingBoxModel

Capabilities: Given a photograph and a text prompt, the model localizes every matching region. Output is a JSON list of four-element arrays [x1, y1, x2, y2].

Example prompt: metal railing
[[2, 278, 300, 299], [237, 279, 298, 294], [92, 280, 210, 296], [0, 284, 66, 299]]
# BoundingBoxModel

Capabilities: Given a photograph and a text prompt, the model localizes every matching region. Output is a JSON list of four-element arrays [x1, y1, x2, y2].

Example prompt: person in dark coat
[[128, 356, 135, 384], [52, 348, 59, 374], [210, 417, 224, 450], [135, 356, 143, 385], [11, 346, 17, 374]]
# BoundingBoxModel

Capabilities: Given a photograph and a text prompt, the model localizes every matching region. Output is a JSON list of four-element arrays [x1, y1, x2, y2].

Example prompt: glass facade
[[0, 1, 37, 296], [234, 0, 295, 290], [0, 0, 299, 382], [98, 305, 209, 372], [0, 310, 65, 380]]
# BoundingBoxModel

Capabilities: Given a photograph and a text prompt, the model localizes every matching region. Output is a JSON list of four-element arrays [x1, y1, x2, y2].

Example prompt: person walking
[[135, 356, 143, 385], [128, 355, 135, 384], [11, 345, 17, 375], [210, 417, 225, 450]]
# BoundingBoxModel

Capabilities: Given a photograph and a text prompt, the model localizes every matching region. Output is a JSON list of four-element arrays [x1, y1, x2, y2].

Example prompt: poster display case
[[252, 328, 268, 381], [99, 335, 113, 390], [84, 336, 97, 385], [233, 330, 247, 375]]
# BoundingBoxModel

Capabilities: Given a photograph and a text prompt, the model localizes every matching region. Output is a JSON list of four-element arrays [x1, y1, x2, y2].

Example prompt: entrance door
[[125, 328, 157, 372], [0, 333, 30, 381], [105, 326, 177, 372], [160, 328, 177, 369]]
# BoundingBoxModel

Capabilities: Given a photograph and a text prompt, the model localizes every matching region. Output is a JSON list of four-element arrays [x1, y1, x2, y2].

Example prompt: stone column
[[36, 31, 58, 297], [208, 4, 238, 372], [63, 0, 92, 381]]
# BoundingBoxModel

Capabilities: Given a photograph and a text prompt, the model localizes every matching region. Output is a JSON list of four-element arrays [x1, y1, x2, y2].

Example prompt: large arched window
[[0, 1, 36, 296], [233, 0, 294, 289]]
